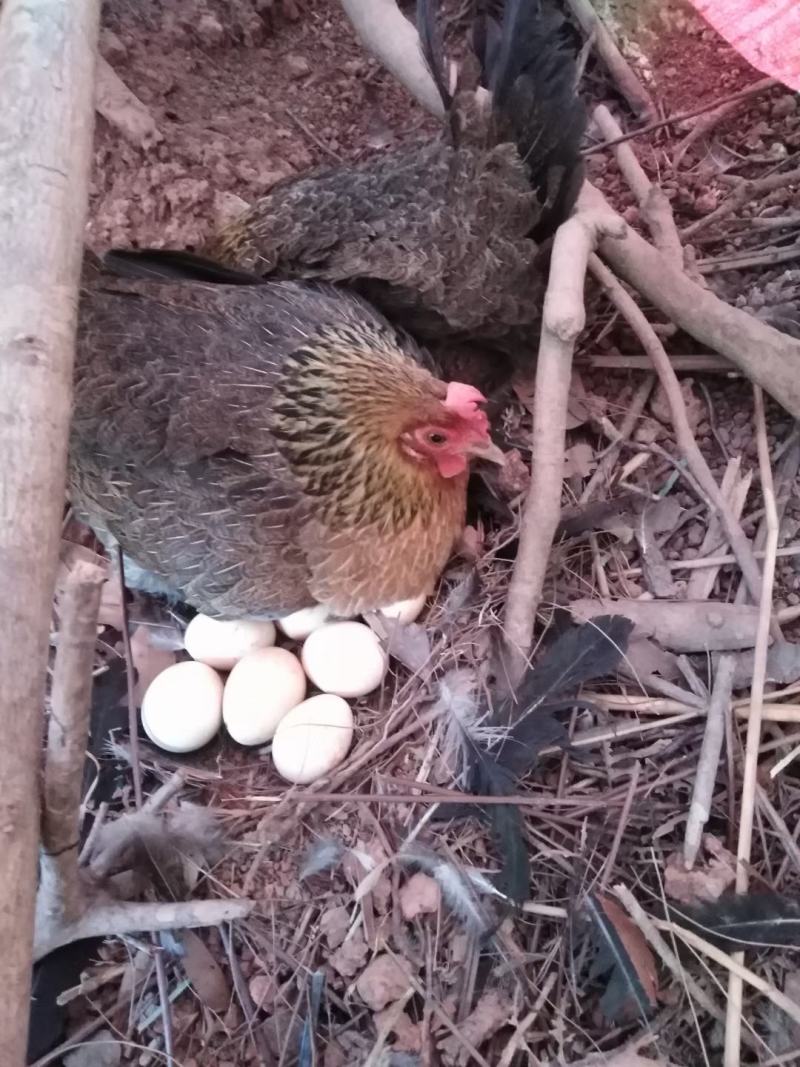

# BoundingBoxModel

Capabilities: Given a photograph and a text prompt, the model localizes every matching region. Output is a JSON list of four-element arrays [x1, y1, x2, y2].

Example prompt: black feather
[[103, 248, 266, 286], [437, 616, 633, 904], [416, 0, 453, 112], [673, 892, 800, 951], [480, 0, 587, 239]]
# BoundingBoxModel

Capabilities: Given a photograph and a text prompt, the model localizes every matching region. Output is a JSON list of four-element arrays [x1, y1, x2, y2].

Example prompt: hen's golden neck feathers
[[269, 321, 461, 533]]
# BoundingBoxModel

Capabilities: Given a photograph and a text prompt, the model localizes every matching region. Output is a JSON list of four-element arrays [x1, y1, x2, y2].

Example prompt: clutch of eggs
[[141, 595, 427, 780]]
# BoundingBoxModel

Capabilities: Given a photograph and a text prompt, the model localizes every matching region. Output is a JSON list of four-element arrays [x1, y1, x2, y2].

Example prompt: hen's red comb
[[444, 382, 490, 434], [444, 382, 487, 417]]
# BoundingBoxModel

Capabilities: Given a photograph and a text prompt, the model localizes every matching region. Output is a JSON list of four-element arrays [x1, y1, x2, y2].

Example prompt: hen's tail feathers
[[103, 248, 265, 286], [482, 0, 587, 239]]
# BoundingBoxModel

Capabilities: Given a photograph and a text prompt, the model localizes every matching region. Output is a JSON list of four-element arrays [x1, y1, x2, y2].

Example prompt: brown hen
[[70, 256, 503, 620]]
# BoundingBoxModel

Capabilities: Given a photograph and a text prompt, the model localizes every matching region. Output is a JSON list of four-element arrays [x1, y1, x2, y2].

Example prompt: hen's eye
[[427, 432, 448, 446]]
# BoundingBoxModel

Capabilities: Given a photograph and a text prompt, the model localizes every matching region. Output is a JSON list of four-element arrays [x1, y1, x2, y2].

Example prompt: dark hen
[[70, 255, 503, 620], [120, 0, 585, 352]]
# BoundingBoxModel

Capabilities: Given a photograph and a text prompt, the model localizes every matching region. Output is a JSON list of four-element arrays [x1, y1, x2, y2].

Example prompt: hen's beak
[[469, 439, 506, 466]]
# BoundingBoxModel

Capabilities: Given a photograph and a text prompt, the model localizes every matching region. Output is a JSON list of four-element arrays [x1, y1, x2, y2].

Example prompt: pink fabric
[[687, 0, 800, 90]]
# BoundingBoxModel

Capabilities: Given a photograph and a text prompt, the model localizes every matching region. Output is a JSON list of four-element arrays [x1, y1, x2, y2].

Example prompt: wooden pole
[[0, 2, 99, 1063]]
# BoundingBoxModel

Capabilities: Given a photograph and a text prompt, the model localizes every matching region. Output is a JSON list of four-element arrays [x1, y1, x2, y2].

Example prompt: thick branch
[[40, 561, 105, 926], [0, 2, 100, 1061], [592, 104, 683, 269], [503, 196, 625, 682]]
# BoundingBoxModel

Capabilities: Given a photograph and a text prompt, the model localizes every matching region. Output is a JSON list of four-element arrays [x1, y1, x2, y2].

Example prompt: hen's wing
[[71, 266, 346, 618], [203, 139, 542, 343]]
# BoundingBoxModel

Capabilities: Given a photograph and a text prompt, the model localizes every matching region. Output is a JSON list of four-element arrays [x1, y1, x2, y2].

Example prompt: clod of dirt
[[356, 954, 412, 1011], [399, 871, 441, 921]]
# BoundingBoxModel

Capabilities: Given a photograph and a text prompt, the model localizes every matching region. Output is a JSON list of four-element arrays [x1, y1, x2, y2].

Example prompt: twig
[[564, 0, 657, 122], [599, 762, 640, 890], [686, 459, 752, 601], [724, 386, 780, 1067], [33, 896, 253, 961], [580, 374, 654, 503], [683, 654, 736, 867], [115, 551, 175, 1064], [39, 562, 105, 928], [503, 193, 625, 682], [497, 973, 557, 1067], [682, 166, 800, 239], [281, 107, 345, 164], [582, 181, 800, 418], [697, 243, 800, 274], [587, 353, 736, 374], [588, 254, 772, 622], [95, 56, 162, 148], [584, 77, 778, 157], [672, 77, 776, 170], [362, 988, 414, 1067], [592, 104, 683, 268], [117, 548, 143, 808]]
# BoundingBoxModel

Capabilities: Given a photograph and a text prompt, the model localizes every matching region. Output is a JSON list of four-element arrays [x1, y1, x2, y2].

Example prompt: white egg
[[302, 621, 388, 697], [276, 604, 332, 640], [183, 613, 276, 670], [141, 660, 224, 753], [271, 694, 354, 784], [222, 647, 307, 746], [378, 592, 428, 625]]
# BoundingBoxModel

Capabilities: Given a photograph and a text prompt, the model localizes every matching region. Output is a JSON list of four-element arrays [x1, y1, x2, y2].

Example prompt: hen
[[70, 256, 503, 620], [118, 0, 586, 353]]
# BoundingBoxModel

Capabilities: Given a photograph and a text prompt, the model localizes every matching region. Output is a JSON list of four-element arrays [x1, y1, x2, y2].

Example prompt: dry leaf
[[399, 872, 441, 921], [131, 625, 176, 704], [356, 954, 412, 1011], [635, 504, 678, 599], [180, 929, 230, 1013], [248, 973, 276, 1009], [564, 441, 597, 478], [665, 835, 736, 904], [377, 619, 432, 674]]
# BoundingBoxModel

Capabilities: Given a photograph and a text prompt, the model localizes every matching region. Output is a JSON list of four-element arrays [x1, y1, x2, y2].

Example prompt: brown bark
[[0, 1, 100, 1061], [39, 562, 105, 927]]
